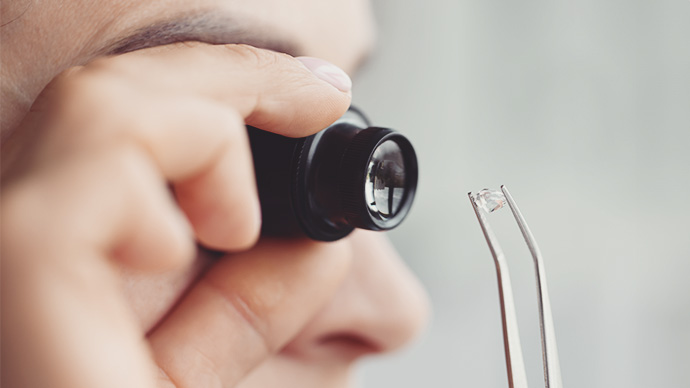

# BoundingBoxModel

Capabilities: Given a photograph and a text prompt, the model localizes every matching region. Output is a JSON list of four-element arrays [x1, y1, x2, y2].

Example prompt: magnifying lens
[[248, 107, 418, 241]]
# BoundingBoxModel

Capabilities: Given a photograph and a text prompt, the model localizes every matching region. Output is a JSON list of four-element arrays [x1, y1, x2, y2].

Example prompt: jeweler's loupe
[[248, 107, 418, 242]]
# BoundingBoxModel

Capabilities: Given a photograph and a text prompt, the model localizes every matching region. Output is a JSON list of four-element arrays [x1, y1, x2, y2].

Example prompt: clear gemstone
[[473, 189, 506, 213]]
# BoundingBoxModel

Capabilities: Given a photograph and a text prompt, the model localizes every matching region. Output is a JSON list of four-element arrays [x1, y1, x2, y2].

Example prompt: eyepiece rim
[[339, 127, 418, 231]]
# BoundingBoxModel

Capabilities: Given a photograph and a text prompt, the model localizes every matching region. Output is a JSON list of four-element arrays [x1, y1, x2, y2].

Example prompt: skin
[[1, 1, 430, 387]]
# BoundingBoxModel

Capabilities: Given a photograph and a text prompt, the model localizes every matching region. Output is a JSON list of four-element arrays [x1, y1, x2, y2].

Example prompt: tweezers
[[468, 185, 563, 388]]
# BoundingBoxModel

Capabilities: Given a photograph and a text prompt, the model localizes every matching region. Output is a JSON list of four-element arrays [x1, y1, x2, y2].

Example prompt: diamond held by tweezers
[[473, 189, 506, 213]]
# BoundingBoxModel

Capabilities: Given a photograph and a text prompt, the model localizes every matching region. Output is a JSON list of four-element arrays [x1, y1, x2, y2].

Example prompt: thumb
[[148, 239, 353, 387]]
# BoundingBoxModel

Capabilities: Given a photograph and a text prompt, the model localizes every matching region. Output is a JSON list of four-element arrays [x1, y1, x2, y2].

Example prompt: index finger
[[94, 43, 353, 137]]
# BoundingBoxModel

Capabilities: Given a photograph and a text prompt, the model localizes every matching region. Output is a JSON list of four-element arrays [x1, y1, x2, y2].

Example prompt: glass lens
[[365, 140, 406, 218]]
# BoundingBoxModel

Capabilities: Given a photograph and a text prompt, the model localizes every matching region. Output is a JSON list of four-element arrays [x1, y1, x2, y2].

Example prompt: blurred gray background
[[353, 0, 690, 387]]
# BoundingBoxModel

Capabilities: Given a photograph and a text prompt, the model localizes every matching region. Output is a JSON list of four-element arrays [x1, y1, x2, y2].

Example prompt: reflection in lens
[[365, 140, 406, 218]]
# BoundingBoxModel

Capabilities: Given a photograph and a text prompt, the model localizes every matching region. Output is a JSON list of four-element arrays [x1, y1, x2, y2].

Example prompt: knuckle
[[47, 54, 148, 122], [114, 146, 157, 190], [203, 279, 272, 353], [111, 148, 196, 268], [162, 224, 196, 268], [218, 107, 247, 144], [197, 103, 247, 151], [57, 61, 118, 98], [1, 181, 41, 247], [45, 67, 129, 134], [221, 44, 283, 70], [67, 70, 124, 107], [82, 54, 142, 81]]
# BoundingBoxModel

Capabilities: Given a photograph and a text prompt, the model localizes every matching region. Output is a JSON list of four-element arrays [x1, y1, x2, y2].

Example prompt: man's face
[[2, 0, 375, 129], [1, 1, 429, 387]]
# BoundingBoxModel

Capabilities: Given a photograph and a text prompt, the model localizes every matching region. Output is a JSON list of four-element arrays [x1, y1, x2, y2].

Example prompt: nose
[[282, 230, 430, 362]]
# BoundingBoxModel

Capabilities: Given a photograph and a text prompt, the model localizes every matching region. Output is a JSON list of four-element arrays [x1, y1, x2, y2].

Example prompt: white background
[[354, 0, 690, 386]]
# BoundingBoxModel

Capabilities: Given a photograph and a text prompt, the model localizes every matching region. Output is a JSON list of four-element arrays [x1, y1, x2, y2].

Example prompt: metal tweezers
[[468, 185, 563, 388]]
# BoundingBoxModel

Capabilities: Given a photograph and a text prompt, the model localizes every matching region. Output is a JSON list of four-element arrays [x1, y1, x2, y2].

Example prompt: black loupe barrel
[[248, 107, 418, 242]]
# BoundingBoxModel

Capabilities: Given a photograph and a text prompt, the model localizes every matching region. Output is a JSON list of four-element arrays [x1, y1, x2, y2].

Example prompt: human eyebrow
[[101, 13, 303, 57]]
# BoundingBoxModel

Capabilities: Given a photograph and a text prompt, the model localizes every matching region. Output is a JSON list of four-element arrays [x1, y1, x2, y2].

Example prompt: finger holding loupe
[[249, 107, 419, 241]]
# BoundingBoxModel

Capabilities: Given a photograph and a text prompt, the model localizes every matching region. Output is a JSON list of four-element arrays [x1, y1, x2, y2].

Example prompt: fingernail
[[296, 57, 352, 93]]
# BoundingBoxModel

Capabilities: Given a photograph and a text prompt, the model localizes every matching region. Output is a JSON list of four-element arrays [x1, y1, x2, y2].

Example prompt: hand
[[1, 43, 353, 388]]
